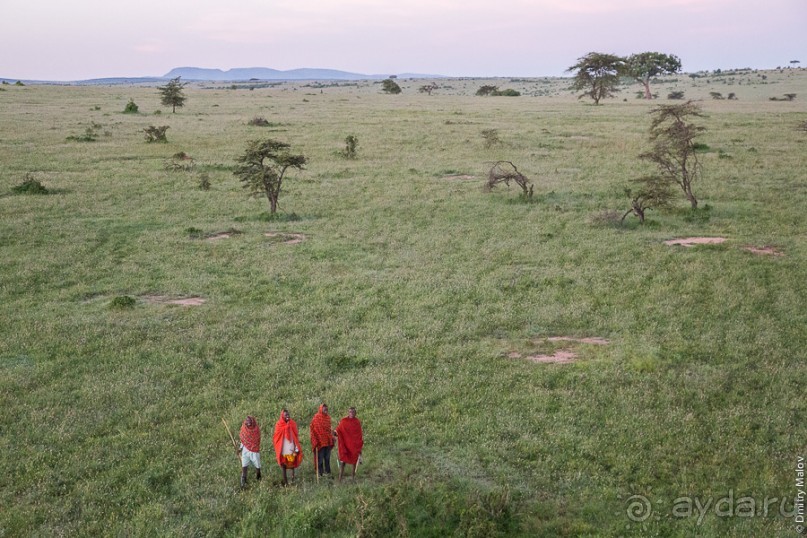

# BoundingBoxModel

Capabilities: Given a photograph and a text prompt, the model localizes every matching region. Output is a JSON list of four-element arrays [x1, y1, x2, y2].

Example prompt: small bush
[[198, 173, 211, 190], [727, 93, 737, 100], [186, 227, 205, 239], [342, 135, 359, 159], [66, 124, 100, 142], [110, 295, 137, 309], [123, 99, 139, 113], [248, 116, 270, 126], [693, 142, 711, 153], [481, 129, 501, 148], [12, 174, 48, 195], [144, 125, 169, 143], [709, 92, 724, 100], [15, 80, 24, 86], [667, 91, 685, 100], [164, 152, 194, 172], [493, 88, 521, 96]]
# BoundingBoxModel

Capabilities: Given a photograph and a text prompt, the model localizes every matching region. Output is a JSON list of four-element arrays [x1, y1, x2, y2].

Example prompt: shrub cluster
[[144, 125, 169, 143], [12, 174, 48, 195]]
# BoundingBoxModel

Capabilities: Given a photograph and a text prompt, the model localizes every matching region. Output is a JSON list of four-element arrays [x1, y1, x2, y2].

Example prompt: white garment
[[241, 445, 261, 469], [281, 437, 296, 456]]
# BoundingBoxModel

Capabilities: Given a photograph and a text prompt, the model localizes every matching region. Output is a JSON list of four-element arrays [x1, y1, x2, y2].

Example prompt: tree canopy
[[381, 79, 402, 94], [567, 52, 624, 105], [233, 139, 307, 215], [640, 101, 706, 208], [624, 52, 682, 99], [158, 77, 188, 113]]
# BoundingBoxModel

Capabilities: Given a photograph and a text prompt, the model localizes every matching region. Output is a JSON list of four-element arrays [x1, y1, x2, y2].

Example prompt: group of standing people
[[237, 405, 363, 488]]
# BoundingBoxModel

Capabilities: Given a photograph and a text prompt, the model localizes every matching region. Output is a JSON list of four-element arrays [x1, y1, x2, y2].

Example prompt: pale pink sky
[[1, 0, 804, 80]]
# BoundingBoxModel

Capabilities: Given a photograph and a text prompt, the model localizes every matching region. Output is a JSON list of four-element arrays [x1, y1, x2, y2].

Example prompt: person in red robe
[[239, 415, 262, 488], [335, 406, 364, 481], [273, 408, 302, 485], [309, 403, 335, 477]]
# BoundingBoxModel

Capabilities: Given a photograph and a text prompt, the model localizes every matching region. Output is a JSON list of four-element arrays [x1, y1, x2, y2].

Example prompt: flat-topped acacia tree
[[234, 139, 307, 215], [623, 52, 682, 100], [567, 52, 624, 105]]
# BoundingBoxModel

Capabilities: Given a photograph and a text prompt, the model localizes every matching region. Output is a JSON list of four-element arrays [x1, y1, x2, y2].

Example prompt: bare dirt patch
[[525, 350, 578, 364], [142, 295, 206, 306], [442, 174, 476, 181], [509, 336, 609, 365], [743, 245, 783, 256], [265, 232, 306, 245], [546, 336, 610, 345], [206, 232, 234, 241], [664, 237, 727, 247]]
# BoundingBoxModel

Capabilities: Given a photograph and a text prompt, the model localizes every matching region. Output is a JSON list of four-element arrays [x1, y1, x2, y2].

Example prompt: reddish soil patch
[[265, 232, 306, 245], [142, 295, 206, 306], [525, 350, 578, 364], [546, 336, 610, 345], [743, 245, 783, 256], [664, 237, 727, 247]]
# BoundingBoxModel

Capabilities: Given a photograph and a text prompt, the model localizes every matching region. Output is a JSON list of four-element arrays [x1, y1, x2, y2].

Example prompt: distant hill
[[163, 66, 445, 81]]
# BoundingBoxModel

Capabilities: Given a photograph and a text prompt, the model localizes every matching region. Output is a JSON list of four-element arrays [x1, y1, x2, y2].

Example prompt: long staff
[[314, 447, 319, 484], [222, 418, 241, 462]]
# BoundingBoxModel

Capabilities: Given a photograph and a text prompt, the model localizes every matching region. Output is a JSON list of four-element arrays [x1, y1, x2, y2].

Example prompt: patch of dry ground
[[509, 336, 611, 364], [742, 245, 783, 256], [141, 295, 206, 306], [265, 232, 306, 244], [205, 232, 236, 241], [442, 174, 476, 181], [664, 237, 727, 247]]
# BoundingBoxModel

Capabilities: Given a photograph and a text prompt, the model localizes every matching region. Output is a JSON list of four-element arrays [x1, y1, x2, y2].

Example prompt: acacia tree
[[233, 139, 307, 215], [622, 175, 674, 223], [418, 83, 438, 95], [476, 85, 499, 96], [640, 101, 705, 208], [567, 52, 624, 105], [624, 52, 682, 100], [158, 76, 187, 113]]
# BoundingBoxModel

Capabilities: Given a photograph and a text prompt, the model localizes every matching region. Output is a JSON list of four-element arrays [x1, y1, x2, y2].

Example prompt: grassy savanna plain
[[0, 69, 805, 536]]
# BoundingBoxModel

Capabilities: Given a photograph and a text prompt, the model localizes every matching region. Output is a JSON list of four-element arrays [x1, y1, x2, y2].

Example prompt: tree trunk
[[643, 80, 652, 100], [265, 190, 278, 214]]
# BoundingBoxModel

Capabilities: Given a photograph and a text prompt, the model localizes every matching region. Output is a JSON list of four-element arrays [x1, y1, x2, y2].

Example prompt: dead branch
[[485, 160, 533, 198]]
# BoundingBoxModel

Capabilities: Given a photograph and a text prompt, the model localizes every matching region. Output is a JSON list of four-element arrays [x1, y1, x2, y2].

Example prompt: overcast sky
[[1, 0, 804, 80]]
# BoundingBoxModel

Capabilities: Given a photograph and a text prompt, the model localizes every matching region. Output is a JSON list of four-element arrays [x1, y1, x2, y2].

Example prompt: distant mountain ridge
[[163, 66, 444, 81]]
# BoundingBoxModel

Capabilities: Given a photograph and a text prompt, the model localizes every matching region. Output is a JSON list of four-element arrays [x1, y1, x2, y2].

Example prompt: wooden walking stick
[[222, 418, 241, 462], [314, 447, 319, 484]]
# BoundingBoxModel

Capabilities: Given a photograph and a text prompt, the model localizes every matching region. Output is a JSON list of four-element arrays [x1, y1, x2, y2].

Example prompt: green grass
[[1, 70, 806, 536]]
